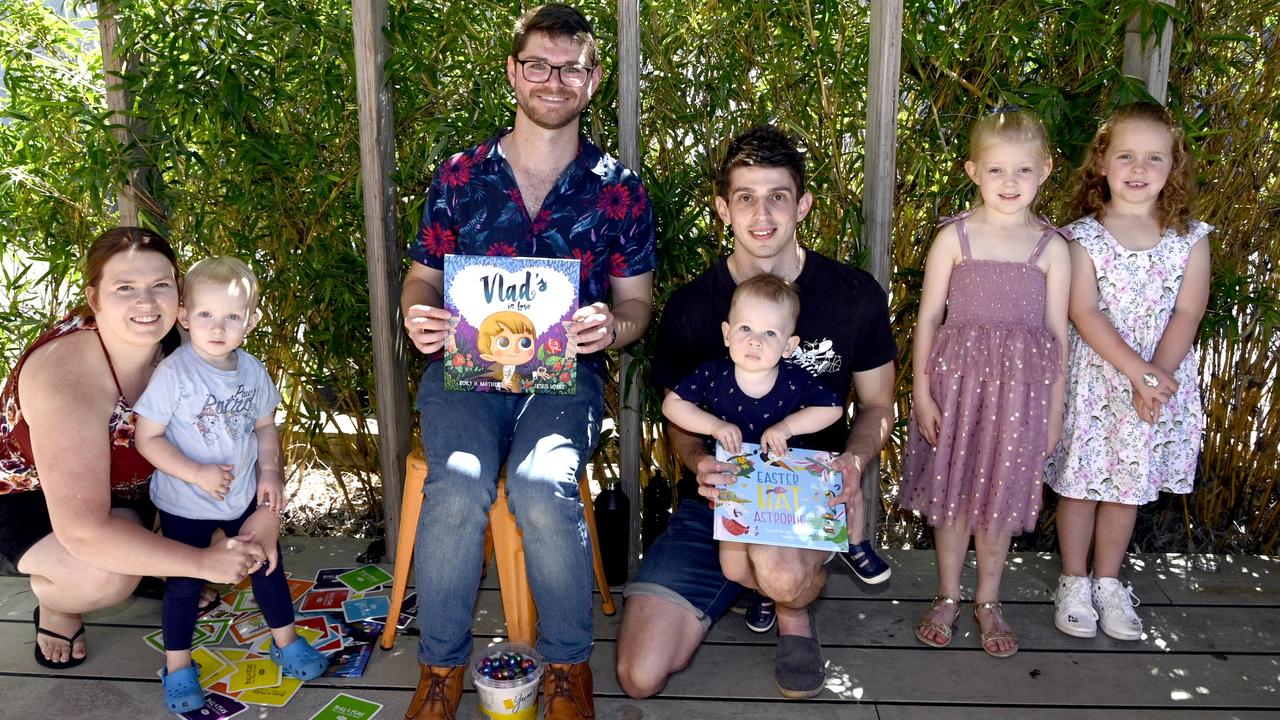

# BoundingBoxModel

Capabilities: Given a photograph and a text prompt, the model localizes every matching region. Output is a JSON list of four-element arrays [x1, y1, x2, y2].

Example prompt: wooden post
[[1123, 0, 1174, 104], [616, 0, 643, 573], [352, 0, 411, 561], [97, 3, 161, 227], [862, 0, 903, 542]]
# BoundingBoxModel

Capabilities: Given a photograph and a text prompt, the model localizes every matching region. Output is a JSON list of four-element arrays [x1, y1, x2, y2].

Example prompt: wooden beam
[[863, 0, 903, 542], [1123, 0, 1174, 104], [352, 0, 411, 561], [616, 0, 643, 573]]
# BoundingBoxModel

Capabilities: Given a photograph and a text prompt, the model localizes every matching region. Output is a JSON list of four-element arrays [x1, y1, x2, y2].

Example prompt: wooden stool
[[379, 449, 616, 650]]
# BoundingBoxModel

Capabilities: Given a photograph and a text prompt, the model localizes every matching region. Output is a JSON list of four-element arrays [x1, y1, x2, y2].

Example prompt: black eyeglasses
[[515, 59, 595, 87]]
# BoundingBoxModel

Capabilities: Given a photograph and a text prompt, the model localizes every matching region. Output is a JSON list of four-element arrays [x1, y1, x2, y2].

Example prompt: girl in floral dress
[[901, 109, 1071, 657], [1046, 102, 1211, 641]]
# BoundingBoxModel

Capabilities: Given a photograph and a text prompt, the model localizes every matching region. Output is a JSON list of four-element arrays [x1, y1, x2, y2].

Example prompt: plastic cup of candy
[[471, 642, 543, 719]]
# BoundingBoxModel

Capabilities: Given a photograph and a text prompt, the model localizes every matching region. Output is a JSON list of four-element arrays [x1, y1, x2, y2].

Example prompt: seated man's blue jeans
[[414, 360, 603, 666]]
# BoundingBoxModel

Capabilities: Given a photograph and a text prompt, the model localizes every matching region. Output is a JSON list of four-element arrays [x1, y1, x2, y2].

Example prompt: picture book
[[443, 254, 580, 395], [713, 443, 849, 552]]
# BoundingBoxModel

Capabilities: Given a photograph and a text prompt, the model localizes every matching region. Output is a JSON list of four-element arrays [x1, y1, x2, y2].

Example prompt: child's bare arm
[[662, 392, 741, 453], [1043, 236, 1072, 453], [254, 414, 285, 514], [1067, 242, 1177, 420], [1151, 236, 1211, 374], [912, 227, 960, 445], [135, 415, 234, 500], [760, 405, 843, 456]]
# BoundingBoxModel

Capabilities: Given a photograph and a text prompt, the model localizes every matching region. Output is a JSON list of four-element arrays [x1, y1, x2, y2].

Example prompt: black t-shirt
[[652, 250, 898, 500]]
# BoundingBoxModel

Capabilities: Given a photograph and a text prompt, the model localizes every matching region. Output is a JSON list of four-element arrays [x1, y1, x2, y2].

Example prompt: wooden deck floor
[[2, 539, 1277, 719]]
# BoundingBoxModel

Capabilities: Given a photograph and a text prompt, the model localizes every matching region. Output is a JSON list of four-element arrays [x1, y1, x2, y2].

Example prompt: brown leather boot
[[541, 661, 594, 719], [405, 664, 464, 720]]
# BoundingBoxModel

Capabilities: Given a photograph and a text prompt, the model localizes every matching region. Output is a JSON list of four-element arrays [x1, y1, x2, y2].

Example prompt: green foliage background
[[2, 0, 1276, 551]]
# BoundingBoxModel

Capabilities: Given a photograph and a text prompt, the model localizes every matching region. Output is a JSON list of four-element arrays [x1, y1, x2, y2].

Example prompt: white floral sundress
[[1044, 216, 1210, 505]]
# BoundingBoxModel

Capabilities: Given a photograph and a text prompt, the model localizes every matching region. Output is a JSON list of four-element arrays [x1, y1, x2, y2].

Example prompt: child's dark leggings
[[158, 504, 294, 652]]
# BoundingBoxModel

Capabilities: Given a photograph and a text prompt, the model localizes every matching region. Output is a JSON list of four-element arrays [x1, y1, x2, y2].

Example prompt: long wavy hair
[[1069, 102, 1196, 233]]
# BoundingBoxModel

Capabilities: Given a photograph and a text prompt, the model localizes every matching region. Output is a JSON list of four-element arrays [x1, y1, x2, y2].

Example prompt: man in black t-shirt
[[616, 125, 897, 700]]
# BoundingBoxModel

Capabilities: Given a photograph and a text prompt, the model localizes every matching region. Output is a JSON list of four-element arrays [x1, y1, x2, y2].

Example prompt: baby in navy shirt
[[663, 274, 843, 577]]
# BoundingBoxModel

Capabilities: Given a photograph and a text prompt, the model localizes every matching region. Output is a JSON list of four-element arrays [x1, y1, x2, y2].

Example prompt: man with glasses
[[399, 5, 655, 720]]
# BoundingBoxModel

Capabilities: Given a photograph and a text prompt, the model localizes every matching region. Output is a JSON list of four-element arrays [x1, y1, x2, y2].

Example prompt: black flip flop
[[32, 607, 86, 670]]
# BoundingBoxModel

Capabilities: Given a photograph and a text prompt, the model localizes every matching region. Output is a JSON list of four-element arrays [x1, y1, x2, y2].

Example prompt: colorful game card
[[343, 595, 390, 623], [191, 647, 231, 688], [442, 254, 581, 394], [226, 658, 282, 693], [237, 677, 302, 707], [309, 693, 383, 720], [313, 567, 356, 590], [179, 692, 247, 720], [301, 588, 350, 613], [336, 565, 392, 592], [195, 617, 233, 646], [229, 612, 271, 645], [323, 642, 373, 678], [287, 578, 316, 602], [230, 590, 260, 613]]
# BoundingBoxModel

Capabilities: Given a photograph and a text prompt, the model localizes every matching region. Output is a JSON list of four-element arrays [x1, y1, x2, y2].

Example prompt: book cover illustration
[[713, 443, 849, 552], [443, 254, 580, 394]]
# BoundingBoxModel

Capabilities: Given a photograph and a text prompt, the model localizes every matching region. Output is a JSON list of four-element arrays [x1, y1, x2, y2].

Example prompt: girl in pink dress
[[900, 109, 1071, 657], [1046, 102, 1210, 642]]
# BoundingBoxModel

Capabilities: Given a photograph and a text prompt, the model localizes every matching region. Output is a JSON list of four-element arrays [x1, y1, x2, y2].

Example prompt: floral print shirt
[[0, 315, 153, 498], [410, 129, 656, 311]]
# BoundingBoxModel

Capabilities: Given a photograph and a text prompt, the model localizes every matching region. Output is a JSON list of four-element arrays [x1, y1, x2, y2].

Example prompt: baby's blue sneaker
[[838, 540, 892, 585], [161, 663, 204, 714], [270, 636, 328, 680]]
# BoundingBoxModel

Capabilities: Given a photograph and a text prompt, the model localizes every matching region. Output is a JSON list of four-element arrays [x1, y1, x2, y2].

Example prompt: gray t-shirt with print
[[135, 344, 281, 520]]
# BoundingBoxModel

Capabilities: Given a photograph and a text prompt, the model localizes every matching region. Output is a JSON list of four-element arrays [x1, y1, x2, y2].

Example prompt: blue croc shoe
[[270, 636, 328, 681], [838, 540, 892, 585], [161, 663, 204, 714]]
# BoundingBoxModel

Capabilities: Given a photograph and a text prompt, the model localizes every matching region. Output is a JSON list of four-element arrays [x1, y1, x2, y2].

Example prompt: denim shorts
[[624, 498, 743, 629]]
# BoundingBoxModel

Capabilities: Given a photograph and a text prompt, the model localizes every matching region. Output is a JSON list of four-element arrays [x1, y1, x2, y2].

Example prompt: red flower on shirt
[[596, 184, 631, 220], [572, 249, 594, 281], [439, 154, 472, 187], [531, 208, 551, 236], [610, 252, 628, 276], [487, 243, 517, 257], [420, 222, 457, 256], [631, 183, 649, 218]]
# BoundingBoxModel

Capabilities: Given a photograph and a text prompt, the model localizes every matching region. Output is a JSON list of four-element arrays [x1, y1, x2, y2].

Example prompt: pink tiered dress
[[900, 215, 1062, 535]]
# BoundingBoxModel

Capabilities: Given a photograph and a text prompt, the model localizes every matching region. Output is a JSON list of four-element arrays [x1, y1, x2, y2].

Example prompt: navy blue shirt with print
[[411, 129, 656, 312], [672, 358, 841, 447]]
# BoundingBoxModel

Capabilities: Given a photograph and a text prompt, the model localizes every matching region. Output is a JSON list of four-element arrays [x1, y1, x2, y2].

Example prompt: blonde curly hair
[[1069, 102, 1196, 234]]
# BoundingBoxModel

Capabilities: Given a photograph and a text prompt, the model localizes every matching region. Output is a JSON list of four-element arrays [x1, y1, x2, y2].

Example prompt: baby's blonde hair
[[968, 108, 1052, 216], [184, 256, 259, 309]]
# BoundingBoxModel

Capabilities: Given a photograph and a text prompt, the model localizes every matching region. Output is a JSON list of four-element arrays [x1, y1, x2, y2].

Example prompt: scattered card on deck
[[180, 691, 247, 720], [287, 578, 316, 602], [227, 658, 283, 693], [313, 567, 356, 590], [323, 642, 373, 678], [337, 565, 392, 592], [237, 677, 302, 707], [343, 595, 390, 623], [230, 590, 260, 613], [191, 647, 231, 688], [229, 612, 271, 644], [309, 692, 383, 720], [301, 589, 350, 613]]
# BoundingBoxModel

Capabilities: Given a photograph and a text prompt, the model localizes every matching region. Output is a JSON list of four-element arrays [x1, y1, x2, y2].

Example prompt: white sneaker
[[1093, 577, 1142, 641], [1054, 574, 1098, 638]]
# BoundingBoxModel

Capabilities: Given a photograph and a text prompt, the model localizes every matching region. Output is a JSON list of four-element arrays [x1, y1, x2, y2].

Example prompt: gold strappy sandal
[[914, 595, 960, 648], [974, 600, 1019, 658]]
